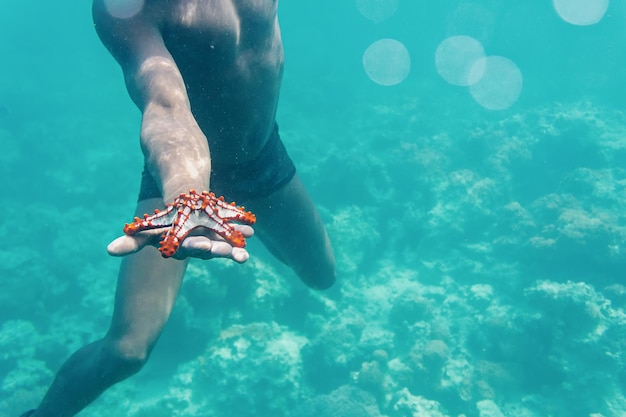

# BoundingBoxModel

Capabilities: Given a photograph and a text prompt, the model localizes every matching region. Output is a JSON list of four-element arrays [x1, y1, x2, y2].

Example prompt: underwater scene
[[1, 0, 626, 416]]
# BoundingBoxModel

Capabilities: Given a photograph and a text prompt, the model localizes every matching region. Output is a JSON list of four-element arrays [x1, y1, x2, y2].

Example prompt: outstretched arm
[[93, 0, 210, 203], [93, 2, 253, 261]]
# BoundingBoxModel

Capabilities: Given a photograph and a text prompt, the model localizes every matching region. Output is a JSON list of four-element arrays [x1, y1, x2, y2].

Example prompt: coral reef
[[293, 385, 383, 417]]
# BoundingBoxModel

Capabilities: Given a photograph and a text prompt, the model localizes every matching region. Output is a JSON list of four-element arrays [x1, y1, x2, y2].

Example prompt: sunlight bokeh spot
[[362, 39, 410, 86], [553, 0, 609, 26], [469, 56, 523, 110], [104, 0, 145, 19], [435, 36, 486, 87], [356, 0, 399, 23]]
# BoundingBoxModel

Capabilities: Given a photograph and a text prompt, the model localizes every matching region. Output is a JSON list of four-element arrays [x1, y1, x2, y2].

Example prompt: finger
[[175, 236, 217, 260], [176, 237, 249, 263], [209, 241, 235, 257], [175, 237, 232, 260], [107, 235, 144, 256], [231, 247, 250, 263], [233, 224, 255, 238], [107, 229, 165, 256]]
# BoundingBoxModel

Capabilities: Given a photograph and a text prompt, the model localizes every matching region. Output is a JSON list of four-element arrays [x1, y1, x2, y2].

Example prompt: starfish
[[123, 189, 256, 258]]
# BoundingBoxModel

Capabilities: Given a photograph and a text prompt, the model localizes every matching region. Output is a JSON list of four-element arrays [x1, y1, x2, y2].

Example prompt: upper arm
[[92, 0, 190, 112]]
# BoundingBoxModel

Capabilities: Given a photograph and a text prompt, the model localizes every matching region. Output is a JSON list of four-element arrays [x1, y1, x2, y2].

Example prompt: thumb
[[107, 233, 155, 256]]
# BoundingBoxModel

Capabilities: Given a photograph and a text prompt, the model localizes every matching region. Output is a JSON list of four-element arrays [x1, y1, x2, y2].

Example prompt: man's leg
[[247, 174, 336, 290], [33, 198, 187, 417]]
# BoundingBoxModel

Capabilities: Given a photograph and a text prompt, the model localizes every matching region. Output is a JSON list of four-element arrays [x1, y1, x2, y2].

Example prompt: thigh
[[107, 198, 188, 352], [246, 175, 336, 290]]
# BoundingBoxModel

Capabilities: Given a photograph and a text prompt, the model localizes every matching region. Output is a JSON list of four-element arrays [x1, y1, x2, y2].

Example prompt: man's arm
[[93, 2, 253, 262], [92, 0, 210, 203]]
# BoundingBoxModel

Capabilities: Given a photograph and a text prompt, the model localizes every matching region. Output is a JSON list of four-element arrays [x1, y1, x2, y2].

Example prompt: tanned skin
[[29, 1, 335, 416]]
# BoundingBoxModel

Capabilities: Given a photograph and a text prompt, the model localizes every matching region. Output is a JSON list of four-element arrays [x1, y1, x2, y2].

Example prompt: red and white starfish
[[123, 189, 256, 258]]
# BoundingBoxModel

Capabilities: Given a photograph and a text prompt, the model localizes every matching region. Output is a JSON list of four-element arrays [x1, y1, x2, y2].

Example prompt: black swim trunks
[[137, 123, 296, 203]]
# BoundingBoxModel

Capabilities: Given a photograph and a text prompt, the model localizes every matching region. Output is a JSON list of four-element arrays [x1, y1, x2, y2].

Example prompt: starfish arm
[[214, 201, 257, 224], [197, 206, 247, 247], [123, 206, 177, 235], [158, 232, 181, 258], [158, 206, 198, 256], [201, 192, 256, 225]]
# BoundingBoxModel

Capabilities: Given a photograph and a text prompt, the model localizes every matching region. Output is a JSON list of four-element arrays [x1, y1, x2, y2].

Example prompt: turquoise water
[[2, 1, 626, 416]]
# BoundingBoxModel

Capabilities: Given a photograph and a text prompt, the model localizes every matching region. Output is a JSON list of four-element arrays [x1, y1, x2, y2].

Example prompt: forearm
[[141, 104, 211, 203], [93, 2, 212, 203], [133, 56, 211, 202]]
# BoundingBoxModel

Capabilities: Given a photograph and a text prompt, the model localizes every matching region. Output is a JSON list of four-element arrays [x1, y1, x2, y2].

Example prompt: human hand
[[107, 224, 254, 263], [108, 190, 256, 263]]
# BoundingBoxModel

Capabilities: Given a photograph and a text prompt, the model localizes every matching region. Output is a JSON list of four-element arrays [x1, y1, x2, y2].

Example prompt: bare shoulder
[[92, 0, 163, 51], [92, 0, 171, 68]]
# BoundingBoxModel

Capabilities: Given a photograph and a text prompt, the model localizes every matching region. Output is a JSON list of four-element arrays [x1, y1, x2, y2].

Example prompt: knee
[[101, 336, 151, 377], [310, 273, 336, 291], [299, 260, 337, 291]]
